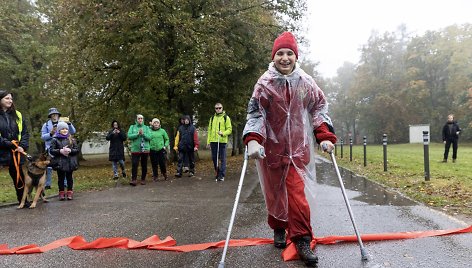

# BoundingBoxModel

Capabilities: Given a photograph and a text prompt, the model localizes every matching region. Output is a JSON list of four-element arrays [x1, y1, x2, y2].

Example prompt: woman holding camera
[[106, 120, 127, 179]]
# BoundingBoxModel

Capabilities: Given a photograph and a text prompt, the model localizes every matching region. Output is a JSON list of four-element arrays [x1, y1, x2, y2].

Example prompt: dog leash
[[10, 140, 32, 190]]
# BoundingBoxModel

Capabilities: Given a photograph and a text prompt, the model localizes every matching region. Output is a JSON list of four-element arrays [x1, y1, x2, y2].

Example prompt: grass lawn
[[333, 142, 472, 218]]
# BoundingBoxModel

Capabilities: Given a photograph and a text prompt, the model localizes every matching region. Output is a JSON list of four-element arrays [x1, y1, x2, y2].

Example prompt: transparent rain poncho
[[243, 62, 334, 223]]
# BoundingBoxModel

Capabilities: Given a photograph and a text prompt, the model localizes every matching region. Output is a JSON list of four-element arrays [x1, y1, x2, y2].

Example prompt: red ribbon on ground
[[1, 225, 471, 262]]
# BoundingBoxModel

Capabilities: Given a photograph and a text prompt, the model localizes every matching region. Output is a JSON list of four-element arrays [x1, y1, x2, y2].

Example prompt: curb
[[0, 193, 59, 209]]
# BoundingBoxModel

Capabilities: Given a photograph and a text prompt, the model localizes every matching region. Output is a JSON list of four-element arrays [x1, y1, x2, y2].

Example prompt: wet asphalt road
[[1, 155, 471, 268]]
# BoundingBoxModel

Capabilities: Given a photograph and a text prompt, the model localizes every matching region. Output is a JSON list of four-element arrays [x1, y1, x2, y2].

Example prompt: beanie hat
[[271, 31, 298, 59], [56, 121, 68, 131], [151, 118, 160, 124]]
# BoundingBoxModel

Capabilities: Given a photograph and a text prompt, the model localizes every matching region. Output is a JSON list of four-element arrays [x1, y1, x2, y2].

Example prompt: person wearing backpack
[[206, 103, 232, 181]]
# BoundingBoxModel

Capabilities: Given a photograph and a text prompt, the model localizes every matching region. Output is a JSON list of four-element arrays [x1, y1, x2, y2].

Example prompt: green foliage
[[1, 0, 307, 150], [0, 0, 54, 152], [327, 24, 472, 144]]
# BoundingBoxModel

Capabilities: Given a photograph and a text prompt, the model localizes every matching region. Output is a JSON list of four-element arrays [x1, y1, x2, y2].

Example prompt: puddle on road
[[316, 159, 416, 206]]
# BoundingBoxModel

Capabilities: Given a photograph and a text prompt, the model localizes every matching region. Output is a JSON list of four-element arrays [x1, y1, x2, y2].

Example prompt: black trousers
[[444, 139, 458, 160], [150, 149, 167, 177], [177, 150, 195, 174], [57, 170, 74, 191], [131, 153, 149, 180]]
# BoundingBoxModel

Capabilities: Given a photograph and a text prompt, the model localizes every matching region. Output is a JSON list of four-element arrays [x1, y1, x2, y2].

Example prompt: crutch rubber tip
[[361, 248, 370, 261], [218, 261, 225, 268]]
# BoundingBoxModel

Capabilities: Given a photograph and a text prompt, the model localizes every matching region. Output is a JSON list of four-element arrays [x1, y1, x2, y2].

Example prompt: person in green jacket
[[127, 114, 151, 186], [206, 103, 232, 181], [149, 118, 169, 181]]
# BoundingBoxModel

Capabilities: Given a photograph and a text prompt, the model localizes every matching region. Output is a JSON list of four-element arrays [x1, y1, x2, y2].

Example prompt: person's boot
[[273, 228, 286, 249], [152, 175, 158, 182], [66, 190, 73, 200], [163, 173, 168, 180], [59, 191, 65, 201], [129, 179, 137, 186], [442, 158, 447, 163], [175, 173, 182, 178], [294, 236, 318, 267], [452, 158, 456, 163]]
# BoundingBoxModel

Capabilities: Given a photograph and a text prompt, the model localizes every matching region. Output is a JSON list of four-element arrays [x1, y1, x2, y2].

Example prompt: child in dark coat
[[50, 121, 79, 200]]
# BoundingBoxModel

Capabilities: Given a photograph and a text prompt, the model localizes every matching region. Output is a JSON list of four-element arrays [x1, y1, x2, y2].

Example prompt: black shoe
[[273, 229, 286, 248], [45, 185, 51, 190], [113, 175, 119, 180], [453, 159, 456, 163], [189, 172, 195, 177], [175, 173, 182, 178], [294, 236, 318, 267], [122, 171, 127, 178]]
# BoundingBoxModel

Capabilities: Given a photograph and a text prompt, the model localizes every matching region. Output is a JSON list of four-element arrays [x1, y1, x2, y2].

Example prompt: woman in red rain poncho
[[243, 31, 336, 267]]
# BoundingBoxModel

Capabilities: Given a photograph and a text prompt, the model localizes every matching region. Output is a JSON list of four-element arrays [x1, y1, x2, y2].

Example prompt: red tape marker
[[1, 225, 471, 263]]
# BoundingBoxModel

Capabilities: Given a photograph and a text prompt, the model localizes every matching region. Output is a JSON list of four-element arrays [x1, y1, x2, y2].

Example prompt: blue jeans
[[45, 167, 68, 187], [111, 159, 125, 177], [210, 142, 227, 178]]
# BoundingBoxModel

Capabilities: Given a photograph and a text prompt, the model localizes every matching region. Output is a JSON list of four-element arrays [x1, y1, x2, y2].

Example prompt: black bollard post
[[335, 143, 337, 156], [349, 137, 353, 162], [340, 139, 344, 158], [363, 136, 367, 167], [423, 131, 430, 181], [382, 134, 388, 172]]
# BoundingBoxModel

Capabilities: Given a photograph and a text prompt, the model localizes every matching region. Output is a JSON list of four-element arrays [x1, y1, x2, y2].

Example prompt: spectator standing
[[49, 121, 79, 200], [242, 32, 336, 266], [106, 120, 127, 179], [206, 103, 232, 181], [149, 118, 169, 181], [41, 107, 76, 189], [174, 115, 199, 177], [127, 114, 151, 186], [0, 90, 30, 206], [442, 114, 461, 163]]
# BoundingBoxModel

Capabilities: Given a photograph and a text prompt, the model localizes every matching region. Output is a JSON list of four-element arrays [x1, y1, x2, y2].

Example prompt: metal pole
[[218, 147, 250, 268], [335, 143, 337, 156], [423, 131, 430, 181], [363, 136, 367, 167], [326, 148, 369, 261], [349, 137, 353, 162], [382, 134, 387, 172], [340, 139, 344, 158]]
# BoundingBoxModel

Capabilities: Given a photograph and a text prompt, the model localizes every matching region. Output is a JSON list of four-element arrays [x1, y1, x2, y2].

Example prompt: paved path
[[1, 155, 471, 267]]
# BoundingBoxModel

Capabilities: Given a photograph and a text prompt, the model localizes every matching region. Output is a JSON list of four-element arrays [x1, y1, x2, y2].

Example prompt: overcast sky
[[303, 0, 472, 78]]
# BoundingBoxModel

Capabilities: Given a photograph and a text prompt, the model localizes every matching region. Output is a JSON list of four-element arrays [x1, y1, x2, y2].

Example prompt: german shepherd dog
[[18, 153, 50, 209]]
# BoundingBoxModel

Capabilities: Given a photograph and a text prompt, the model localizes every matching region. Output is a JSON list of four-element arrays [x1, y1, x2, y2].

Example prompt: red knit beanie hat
[[271, 31, 298, 59]]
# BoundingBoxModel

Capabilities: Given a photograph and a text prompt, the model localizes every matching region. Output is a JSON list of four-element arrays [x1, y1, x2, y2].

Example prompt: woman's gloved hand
[[320, 140, 334, 153], [247, 140, 266, 159]]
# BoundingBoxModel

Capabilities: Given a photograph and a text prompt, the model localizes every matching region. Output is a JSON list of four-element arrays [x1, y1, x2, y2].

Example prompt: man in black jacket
[[442, 114, 461, 163]]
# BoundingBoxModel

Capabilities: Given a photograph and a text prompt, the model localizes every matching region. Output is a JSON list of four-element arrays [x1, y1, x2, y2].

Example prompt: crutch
[[323, 144, 369, 261], [218, 146, 262, 268]]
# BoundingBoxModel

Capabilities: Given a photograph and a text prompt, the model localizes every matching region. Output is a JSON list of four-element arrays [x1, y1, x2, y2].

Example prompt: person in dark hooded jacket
[[0, 90, 30, 206], [173, 115, 199, 177], [442, 114, 461, 163], [106, 120, 127, 179]]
